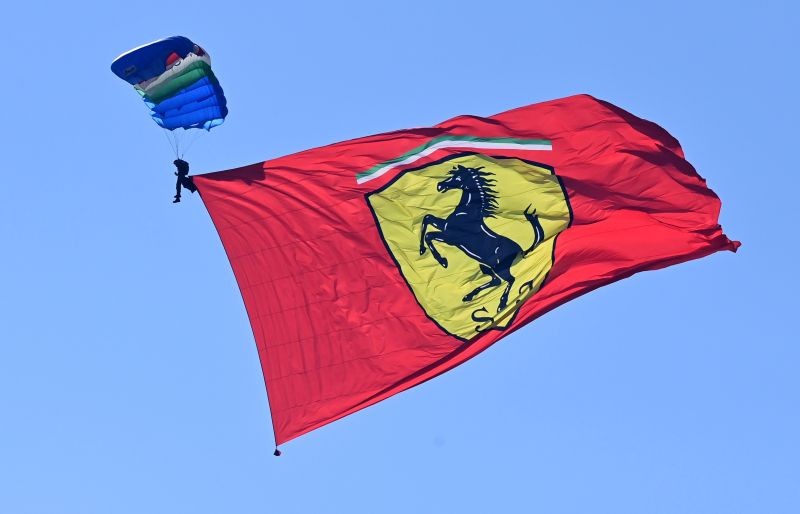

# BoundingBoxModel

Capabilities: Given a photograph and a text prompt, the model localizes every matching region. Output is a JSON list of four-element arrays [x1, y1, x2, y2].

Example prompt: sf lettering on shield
[[471, 307, 495, 333]]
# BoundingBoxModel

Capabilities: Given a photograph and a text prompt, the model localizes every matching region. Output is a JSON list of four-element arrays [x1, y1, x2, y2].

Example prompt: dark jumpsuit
[[173, 159, 197, 203]]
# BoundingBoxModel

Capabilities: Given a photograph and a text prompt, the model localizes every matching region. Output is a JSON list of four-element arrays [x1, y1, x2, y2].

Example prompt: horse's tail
[[522, 206, 545, 256]]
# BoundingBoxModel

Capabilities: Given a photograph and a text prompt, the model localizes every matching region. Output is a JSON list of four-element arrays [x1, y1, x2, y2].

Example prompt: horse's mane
[[450, 165, 499, 218]]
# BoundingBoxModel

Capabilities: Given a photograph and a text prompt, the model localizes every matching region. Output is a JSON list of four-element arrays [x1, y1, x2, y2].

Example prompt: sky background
[[0, 1, 797, 513]]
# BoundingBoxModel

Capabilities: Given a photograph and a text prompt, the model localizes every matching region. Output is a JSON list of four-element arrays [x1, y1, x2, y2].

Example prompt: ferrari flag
[[194, 95, 739, 445]]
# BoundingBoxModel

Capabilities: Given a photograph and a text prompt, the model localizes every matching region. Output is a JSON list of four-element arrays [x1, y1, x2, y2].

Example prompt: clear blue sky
[[0, 1, 796, 513]]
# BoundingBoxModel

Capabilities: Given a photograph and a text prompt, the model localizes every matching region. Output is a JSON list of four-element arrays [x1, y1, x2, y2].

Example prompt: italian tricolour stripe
[[356, 136, 552, 183]]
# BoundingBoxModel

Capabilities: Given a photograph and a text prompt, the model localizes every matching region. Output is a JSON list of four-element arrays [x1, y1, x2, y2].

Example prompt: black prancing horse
[[419, 165, 545, 312]]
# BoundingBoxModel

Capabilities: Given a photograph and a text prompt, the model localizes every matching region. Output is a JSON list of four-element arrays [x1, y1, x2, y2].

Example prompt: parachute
[[111, 36, 228, 156]]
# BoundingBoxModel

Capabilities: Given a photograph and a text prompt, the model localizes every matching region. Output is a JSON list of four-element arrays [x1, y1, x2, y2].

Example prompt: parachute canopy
[[111, 36, 228, 131]]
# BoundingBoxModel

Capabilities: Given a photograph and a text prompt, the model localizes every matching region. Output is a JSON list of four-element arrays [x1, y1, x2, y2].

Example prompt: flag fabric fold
[[193, 94, 739, 445]]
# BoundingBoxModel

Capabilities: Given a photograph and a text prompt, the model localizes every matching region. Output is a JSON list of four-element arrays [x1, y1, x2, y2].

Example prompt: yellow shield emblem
[[367, 153, 571, 340]]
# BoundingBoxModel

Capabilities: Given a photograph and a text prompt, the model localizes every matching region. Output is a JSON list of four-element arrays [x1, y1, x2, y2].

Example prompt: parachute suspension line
[[160, 128, 178, 157], [180, 129, 205, 159], [170, 130, 182, 159], [139, 100, 177, 157], [173, 131, 180, 158]]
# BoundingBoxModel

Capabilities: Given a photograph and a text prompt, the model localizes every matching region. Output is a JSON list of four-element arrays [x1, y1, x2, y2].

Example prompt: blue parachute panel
[[111, 36, 196, 84], [150, 78, 220, 114]]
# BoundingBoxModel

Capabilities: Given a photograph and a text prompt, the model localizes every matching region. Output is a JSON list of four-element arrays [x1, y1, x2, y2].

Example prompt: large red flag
[[193, 95, 739, 446]]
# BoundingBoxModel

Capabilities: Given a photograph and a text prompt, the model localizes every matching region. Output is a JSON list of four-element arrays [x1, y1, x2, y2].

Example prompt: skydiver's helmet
[[174, 159, 189, 173]]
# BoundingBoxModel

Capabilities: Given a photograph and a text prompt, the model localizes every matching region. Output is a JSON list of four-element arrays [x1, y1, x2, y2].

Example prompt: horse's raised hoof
[[419, 246, 426, 255], [439, 258, 448, 268], [462, 293, 473, 302]]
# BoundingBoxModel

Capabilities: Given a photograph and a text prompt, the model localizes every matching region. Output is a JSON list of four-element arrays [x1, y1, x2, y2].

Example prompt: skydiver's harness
[[172, 159, 197, 203]]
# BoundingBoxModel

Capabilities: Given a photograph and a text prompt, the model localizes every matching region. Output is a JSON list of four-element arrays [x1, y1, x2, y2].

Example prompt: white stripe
[[357, 140, 552, 184], [135, 52, 212, 92]]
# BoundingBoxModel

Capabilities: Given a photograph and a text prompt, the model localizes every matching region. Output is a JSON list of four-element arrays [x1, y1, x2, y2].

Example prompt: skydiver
[[173, 159, 197, 203]]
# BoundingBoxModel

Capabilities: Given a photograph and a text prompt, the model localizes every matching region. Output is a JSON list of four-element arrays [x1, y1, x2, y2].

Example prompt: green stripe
[[356, 136, 552, 180], [141, 61, 219, 104]]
